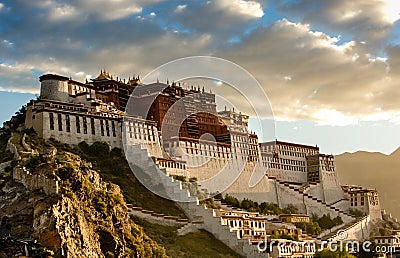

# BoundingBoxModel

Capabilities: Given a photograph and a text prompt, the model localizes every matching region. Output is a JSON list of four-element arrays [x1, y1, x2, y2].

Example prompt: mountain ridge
[[337, 146, 400, 156], [335, 147, 400, 219]]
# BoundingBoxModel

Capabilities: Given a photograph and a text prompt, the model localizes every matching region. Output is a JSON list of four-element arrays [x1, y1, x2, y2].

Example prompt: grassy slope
[[132, 217, 242, 258], [46, 139, 186, 218]]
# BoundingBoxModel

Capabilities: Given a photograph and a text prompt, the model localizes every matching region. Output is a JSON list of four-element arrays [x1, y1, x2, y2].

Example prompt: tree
[[282, 204, 299, 214], [315, 214, 343, 230], [9, 105, 27, 129], [241, 199, 252, 210], [348, 209, 366, 218], [224, 195, 240, 207], [295, 221, 322, 236]]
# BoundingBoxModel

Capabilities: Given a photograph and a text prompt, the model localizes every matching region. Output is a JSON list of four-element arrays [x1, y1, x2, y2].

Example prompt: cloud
[[47, 3, 78, 22], [222, 19, 400, 124], [215, 0, 264, 18], [166, 1, 264, 40], [272, 0, 400, 45], [0, 63, 39, 94], [40, 0, 143, 22], [174, 4, 187, 13], [0, 2, 4, 11]]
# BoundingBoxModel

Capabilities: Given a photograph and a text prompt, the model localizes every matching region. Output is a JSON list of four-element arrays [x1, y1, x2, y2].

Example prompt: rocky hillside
[[0, 130, 166, 257], [0, 110, 241, 257]]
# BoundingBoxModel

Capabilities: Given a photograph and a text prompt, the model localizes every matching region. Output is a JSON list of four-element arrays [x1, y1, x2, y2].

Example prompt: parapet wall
[[21, 133, 32, 152], [7, 134, 21, 161], [127, 205, 189, 227], [328, 215, 371, 242], [0, 161, 12, 172], [13, 167, 58, 195]]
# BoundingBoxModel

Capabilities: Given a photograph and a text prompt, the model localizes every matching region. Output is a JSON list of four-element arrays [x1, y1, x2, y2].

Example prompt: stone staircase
[[328, 198, 348, 207], [126, 204, 203, 236], [176, 222, 201, 236], [127, 144, 269, 257], [127, 205, 190, 227], [274, 180, 373, 243], [275, 180, 355, 222], [127, 144, 198, 203], [179, 202, 269, 257]]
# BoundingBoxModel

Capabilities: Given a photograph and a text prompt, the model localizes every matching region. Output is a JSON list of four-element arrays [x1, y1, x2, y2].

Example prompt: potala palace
[[22, 71, 395, 257]]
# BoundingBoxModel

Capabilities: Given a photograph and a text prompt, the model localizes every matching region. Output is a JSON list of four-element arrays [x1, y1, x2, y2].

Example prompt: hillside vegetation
[[47, 139, 185, 217]]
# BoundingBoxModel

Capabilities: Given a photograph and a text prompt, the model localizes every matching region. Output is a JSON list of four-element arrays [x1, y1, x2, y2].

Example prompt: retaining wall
[[13, 167, 58, 195]]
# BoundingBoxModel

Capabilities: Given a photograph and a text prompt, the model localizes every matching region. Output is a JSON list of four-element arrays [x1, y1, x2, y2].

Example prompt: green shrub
[[348, 208, 366, 218], [221, 194, 287, 215], [315, 214, 343, 230], [295, 221, 322, 236]]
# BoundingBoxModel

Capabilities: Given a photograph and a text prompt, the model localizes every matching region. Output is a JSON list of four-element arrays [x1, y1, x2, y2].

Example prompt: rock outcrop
[[0, 133, 166, 257]]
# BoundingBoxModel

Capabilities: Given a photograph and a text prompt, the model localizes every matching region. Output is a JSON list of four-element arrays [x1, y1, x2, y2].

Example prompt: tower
[[39, 74, 70, 101]]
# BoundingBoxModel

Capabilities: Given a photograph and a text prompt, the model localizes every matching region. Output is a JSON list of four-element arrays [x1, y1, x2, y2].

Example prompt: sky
[[1, 0, 400, 154]]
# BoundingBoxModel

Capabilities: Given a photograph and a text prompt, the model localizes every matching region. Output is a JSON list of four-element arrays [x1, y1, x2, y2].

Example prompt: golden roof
[[93, 69, 112, 81]]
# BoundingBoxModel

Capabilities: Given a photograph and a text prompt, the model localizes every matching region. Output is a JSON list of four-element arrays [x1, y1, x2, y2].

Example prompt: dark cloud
[[160, 1, 264, 42]]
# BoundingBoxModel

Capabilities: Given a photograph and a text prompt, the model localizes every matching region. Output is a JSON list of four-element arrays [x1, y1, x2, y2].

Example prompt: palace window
[[83, 117, 88, 134], [58, 114, 62, 131], [91, 118, 96, 135], [106, 120, 110, 136], [111, 121, 116, 137], [66, 114, 70, 132], [76, 116, 81, 133], [100, 120, 104, 136], [49, 113, 54, 130]]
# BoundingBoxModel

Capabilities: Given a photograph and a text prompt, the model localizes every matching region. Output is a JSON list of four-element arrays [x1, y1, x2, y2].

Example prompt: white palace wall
[[123, 120, 163, 159], [223, 162, 275, 204], [25, 99, 165, 153], [39, 110, 122, 149], [320, 170, 345, 204]]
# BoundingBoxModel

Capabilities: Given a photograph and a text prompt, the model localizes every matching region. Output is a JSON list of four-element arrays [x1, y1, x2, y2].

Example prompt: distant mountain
[[335, 148, 400, 219]]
